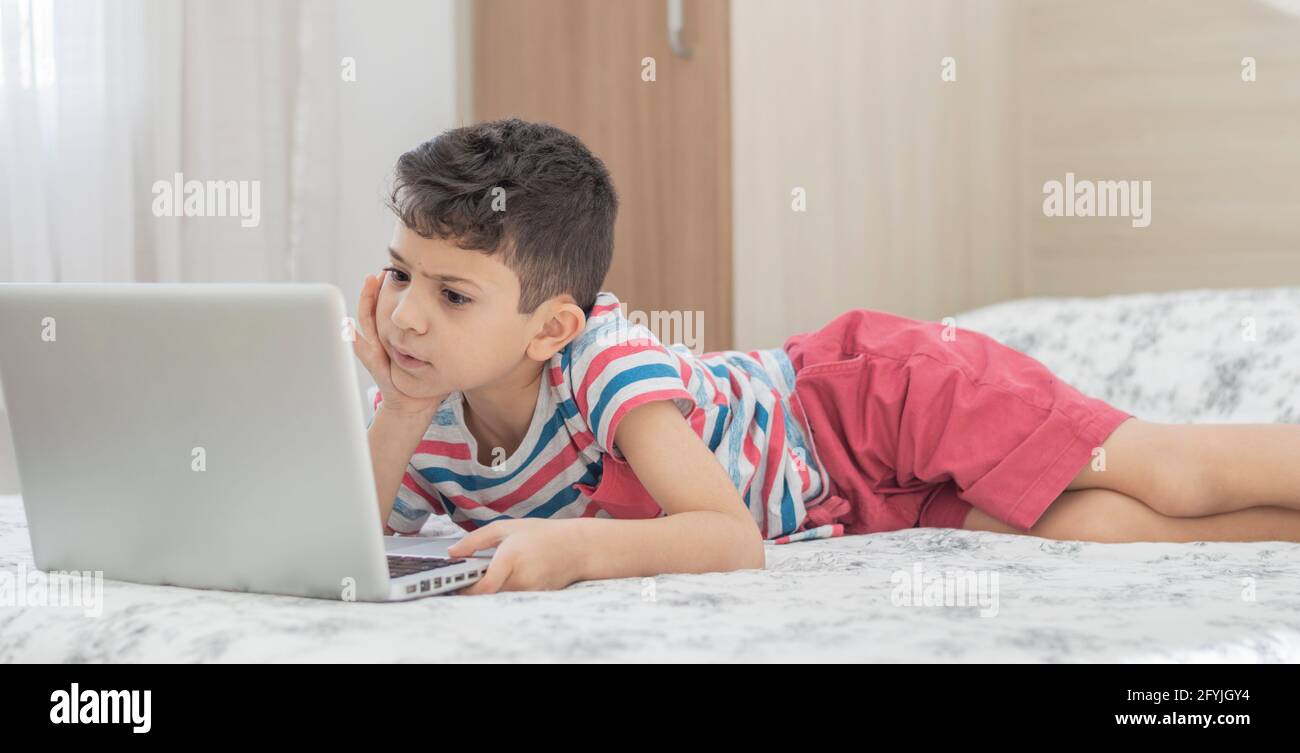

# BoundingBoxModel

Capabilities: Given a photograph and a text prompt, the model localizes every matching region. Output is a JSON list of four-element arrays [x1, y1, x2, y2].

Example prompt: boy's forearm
[[569, 511, 765, 581], [367, 405, 437, 526]]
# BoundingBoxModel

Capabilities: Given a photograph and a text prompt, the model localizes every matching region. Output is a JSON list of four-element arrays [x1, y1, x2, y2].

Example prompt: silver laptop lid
[[0, 283, 391, 601]]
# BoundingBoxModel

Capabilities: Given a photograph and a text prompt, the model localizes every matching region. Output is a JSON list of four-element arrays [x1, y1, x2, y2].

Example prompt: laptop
[[0, 283, 491, 601]]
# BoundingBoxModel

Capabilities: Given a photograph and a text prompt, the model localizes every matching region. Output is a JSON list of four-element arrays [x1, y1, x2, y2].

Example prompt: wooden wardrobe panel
[[472, 0, 733, 352]]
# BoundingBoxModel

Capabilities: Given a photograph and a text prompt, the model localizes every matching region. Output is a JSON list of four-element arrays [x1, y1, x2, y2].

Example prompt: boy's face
[[375, 221, 572, 400]]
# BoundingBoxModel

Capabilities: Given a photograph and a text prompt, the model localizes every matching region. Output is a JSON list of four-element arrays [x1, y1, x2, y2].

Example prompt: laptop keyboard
[[387, 555, 466, 578]]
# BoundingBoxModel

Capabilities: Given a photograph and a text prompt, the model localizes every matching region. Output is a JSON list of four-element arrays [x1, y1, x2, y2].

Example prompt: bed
[[3, 286, 1300, 662]]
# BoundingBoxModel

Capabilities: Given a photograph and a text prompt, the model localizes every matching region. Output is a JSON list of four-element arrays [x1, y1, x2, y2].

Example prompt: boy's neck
[[461, 360, 546, 463]]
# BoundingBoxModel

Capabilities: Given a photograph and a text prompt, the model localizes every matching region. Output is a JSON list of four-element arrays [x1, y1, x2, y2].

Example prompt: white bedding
[[3, 286, 1300, 662]]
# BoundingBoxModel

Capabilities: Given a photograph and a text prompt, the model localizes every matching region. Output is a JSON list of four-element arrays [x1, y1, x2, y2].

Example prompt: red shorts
[[782, 308, 1133, 534]]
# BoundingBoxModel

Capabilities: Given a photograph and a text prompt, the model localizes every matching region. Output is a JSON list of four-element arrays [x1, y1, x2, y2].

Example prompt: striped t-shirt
[[369, 290, 839, 544]]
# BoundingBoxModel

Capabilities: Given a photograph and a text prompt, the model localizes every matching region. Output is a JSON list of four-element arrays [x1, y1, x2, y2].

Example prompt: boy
[[353, 118, 1300, 595]]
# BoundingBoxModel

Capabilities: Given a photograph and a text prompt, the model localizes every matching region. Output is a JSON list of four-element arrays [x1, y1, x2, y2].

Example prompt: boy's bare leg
[[1064, 418, 1300, 517], [963, 488, 1300, 543]]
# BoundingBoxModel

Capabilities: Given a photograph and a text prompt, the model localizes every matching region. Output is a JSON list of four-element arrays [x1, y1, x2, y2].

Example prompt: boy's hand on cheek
[[449, 519, 589, 595], [353, 271, 446, 416]]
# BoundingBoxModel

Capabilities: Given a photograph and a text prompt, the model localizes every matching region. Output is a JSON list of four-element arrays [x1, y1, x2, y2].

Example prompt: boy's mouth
[[389, 343, 431, 371]]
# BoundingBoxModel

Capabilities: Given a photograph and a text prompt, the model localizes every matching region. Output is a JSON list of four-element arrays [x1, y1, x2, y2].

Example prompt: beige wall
[[731, 0, 1023, 349], [1020, 0, 1300, 296], [732, 0, 1300, 349]]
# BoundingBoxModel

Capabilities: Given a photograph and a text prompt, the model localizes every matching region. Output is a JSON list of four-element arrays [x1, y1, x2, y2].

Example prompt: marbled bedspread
[[3, 286, 1299, 662]]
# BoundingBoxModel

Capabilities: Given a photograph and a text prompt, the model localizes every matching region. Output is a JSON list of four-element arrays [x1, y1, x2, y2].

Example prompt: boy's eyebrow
[[387, 247, 484, 291]]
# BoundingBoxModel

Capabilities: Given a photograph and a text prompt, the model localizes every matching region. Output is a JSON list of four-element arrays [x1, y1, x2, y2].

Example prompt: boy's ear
[[527, 299, 586, 361]]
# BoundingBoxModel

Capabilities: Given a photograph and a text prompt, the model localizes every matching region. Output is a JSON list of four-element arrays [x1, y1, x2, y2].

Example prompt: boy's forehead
[[390, 224, 516, 294]]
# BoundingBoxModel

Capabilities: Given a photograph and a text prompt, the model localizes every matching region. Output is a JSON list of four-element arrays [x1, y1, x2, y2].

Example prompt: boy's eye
[[381, 267, 470, 306]]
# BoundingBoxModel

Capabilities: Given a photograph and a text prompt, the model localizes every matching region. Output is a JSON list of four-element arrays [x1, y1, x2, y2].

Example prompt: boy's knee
[[1099, 420, 1219, 517], [1145, 447, 1220, 517]]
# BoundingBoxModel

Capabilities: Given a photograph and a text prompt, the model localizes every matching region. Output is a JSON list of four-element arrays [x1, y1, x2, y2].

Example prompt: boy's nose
[[391, 296, 429, 335]]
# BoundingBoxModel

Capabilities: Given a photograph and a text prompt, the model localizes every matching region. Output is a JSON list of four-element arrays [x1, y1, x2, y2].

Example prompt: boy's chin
[[389, 366, 446, 399]]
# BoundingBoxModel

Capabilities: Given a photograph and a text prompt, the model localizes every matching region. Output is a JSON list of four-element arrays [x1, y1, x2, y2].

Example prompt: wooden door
[[472, 0, 733, 351]]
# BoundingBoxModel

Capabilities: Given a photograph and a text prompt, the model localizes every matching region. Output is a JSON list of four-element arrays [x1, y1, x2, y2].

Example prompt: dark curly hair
[[386, 118, 618, 315]]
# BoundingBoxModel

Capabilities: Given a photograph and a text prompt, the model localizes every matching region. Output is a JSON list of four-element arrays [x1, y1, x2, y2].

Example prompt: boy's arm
[[570, 399, 766, 579], [368, 404, 440, 529]]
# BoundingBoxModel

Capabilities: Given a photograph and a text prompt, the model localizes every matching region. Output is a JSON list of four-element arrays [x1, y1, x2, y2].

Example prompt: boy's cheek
[[373, 299, 395, 335]]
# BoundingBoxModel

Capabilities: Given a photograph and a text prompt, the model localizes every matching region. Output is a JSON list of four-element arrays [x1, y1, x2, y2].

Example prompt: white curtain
[[0, 0, 350, 494], [0, 0, 341, 283]]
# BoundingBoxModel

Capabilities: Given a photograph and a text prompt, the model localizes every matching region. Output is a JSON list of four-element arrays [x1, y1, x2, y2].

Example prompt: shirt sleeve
[[367, 384, 444, 534], [388, 471, 440, 533], [569, 320, 696, 461]]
